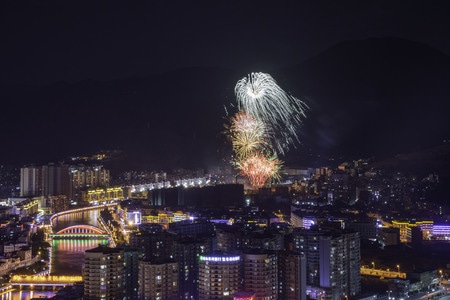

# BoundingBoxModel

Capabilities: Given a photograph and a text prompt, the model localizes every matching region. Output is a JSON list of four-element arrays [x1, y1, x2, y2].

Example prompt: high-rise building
[[216, 225, 247, 252], [292, 228, 361, 300], [20, 166, 42, 197], [124, 247, 143, 300], [138, 258, 179, 300], [292, 228, 325, 287], [20, 163, 70, 198], [129, 230, 176, 260], [198, 252, 241, 300], [83, 245, 125, 300], [41, 163, 70, 197], [216, 225, 285, 253], [319, 231, 360, 299], [69, 165, 110, 202], [242, 251, 278, 300], [173, 237, 210, 299], [278, 251, 306, 300]]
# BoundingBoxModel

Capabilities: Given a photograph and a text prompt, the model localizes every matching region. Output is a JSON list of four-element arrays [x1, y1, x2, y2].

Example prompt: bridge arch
[[55, 225, 106, 235], [50, 224, 109, 240]]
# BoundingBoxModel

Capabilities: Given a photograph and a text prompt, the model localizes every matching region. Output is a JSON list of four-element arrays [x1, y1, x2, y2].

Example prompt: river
[[5, 207, 110, 299], [50, 208, 110, 275]]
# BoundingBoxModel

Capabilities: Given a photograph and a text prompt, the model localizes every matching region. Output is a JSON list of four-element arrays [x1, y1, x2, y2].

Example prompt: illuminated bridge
[[130, 176, 210, 193], [50, 225, 109, 240], [10, 275, 83, 288], [361, 266, 406, 279]]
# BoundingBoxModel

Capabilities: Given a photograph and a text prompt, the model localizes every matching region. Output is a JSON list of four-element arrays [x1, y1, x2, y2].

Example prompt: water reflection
[[0, 290, 56, 300], [51, 239, 109, 276], [50, 208, 109, 276], [2, 208, 111, 298], [52, 209, 100, 232]]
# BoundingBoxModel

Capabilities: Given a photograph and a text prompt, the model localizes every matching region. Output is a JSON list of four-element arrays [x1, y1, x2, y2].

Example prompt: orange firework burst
[[235, 151, 282, 189]]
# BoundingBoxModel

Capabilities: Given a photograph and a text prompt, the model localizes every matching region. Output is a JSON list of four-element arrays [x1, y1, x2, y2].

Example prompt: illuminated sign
[[199, 256, 240, 262], [127, 211, 142, 225]]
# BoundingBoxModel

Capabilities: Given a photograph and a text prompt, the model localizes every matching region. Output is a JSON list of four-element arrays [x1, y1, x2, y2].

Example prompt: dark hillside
[[1, 37, 450, 173], [282, 37, 450, 165]]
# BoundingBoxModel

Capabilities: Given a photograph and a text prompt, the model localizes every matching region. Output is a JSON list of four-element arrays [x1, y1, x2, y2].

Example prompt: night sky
[[2, 1, 450, 86], [1, 1, 450, 170]]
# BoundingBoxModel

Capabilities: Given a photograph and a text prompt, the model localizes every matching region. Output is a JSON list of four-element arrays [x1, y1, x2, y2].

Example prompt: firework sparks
[[227, 112, 268, 159], [230, 111, 264, 134], [225, 72, 307, 188], [235, 151, 282, 189], [234, 72, 308, 154]]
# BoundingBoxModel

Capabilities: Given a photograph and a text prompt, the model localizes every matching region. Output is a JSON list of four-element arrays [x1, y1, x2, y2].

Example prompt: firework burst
[[234, 72, 308, 155], [235, 151, 282, 189], [227, 112, 268, 159], [230, 111, 264, 134]]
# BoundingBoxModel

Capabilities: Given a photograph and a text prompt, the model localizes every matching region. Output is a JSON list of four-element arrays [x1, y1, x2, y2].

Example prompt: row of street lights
[[371, 262, 400, 273]]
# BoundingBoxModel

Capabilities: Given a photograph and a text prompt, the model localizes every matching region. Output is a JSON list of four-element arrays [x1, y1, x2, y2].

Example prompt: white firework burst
[[234, 72, 308, 155]]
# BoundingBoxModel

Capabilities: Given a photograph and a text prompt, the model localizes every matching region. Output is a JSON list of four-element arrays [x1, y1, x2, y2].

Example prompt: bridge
[[49, 224, 109, 239], [10, 275, 83, 289], [50, 203, 117, 225], [130, 176, 210, 193], [361, 266, 406, 279]]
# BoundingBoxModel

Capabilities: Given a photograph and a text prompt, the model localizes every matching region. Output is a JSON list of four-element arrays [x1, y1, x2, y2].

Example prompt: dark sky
[[2, 1, 450, 171], [2, 0, 450, 86]]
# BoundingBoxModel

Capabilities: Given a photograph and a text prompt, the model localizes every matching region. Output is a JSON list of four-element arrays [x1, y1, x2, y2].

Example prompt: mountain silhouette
[[282, 37, 450, 166], [1, 37, 450, 173]]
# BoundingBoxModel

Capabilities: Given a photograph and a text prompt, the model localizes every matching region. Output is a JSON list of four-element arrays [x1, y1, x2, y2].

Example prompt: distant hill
[[1, 37, 450, 173], [282, 37, 450, 166], [0, 67, 241, 170]]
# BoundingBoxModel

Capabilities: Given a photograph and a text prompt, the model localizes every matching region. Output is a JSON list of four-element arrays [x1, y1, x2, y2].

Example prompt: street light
[[372, 262, 375, 269], [397, 264, 400, 273]]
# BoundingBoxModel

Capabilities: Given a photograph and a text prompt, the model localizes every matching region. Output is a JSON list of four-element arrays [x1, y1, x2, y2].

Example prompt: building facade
[[198, 252, 241, 300], [20, 164, 70, 198], [242, 251, 278, 300], [83, 245, 125, 300], [138, 259, 179, 300], [278, 251, 306, 300], [173, 237, 210, 299], [292, 228, 361, 300], [20, 166, 42, 197]]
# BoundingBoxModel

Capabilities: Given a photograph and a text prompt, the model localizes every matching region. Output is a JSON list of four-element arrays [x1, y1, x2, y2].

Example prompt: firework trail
[[234, 72, 308, 155]]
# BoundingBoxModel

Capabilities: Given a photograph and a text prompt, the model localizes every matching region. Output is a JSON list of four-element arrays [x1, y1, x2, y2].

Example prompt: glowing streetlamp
[[372, 262, 375, 269], [397, 264, 400, 273]]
